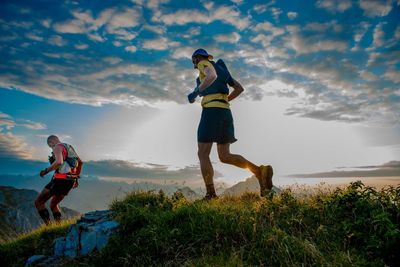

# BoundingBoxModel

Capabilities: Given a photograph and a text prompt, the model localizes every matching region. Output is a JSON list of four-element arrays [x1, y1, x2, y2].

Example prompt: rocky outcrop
[[25, 210, 119, 266], [0, 186, 79, 242]]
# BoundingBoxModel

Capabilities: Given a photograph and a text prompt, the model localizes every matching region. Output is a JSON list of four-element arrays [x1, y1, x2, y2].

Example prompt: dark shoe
[[203, 193, 218, 201], [259, 165, 273, 197]]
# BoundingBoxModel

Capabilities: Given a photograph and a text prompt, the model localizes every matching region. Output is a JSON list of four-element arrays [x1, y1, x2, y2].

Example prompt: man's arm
[[40, 145, 64, 177], [198, 66, 217, 93], [228, 79, 244, 102]]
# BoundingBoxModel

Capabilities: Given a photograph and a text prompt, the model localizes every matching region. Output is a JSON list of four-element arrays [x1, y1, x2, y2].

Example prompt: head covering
[[192, 48, 213, 60]]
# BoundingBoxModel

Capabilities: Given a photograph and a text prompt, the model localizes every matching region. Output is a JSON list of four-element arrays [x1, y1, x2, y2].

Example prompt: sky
[[0, 0, 399, 187]]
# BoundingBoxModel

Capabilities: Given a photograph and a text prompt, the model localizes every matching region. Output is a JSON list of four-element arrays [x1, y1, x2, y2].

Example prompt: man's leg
[[50, 195, 65, 223], [198, 142, 216, 197], [35, 188, 52, 225], [217, 143, 273, 196]]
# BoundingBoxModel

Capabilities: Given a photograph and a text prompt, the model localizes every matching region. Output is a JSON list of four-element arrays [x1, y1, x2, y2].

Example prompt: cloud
[[103, 57, 122, 65], [214, 32, 241, 43], [125, 45, 137, 53], [253, 4, 269, 14], [142, 37, 179, 50], [0, 114, 45, 159], [359, 0, 394, 17], [252, 21, 285, 36], [316, 0, 352, 13], [351, 21, 370, 51], [54, 18, 87, 34], [18, 120, 47, 130], [304, 21, 343, 32], [0, 112, 15, 130], [384, 68, 400, 83], [154, 5, 250, 30], [290, 161, 400, 177], [287, 12, 298, 20], [47, 35, 68, 46], [171, 47, 194, 59], [75, 43, 89, 50], [270, 7, 282, 20], [145, 0, 170, 10], [0, 157, 222, 183], [84, 160, 207, 180], [41, 19, 51, 28], [0, 112, 47, 130], [106, 8, 142, 31], [54, 7, 142, 42], [178, 26, 201, 39], [142, 24, 166, 34], [0, 130, 34, 160], [368, 22, 386, 49], [251, 34, 275, 48], [25, 33, 44, 42], [230, 0, 244, 4], [284, 29, 347, 54]]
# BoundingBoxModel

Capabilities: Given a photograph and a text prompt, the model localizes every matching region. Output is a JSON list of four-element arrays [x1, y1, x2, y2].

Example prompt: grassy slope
[[1, 182, 399, 267], [0, 220, 74, 267]]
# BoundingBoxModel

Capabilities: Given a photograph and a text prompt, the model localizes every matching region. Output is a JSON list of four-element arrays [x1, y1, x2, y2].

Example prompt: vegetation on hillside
[[0, 220, 74, 266], [1, 181, 399, 266]]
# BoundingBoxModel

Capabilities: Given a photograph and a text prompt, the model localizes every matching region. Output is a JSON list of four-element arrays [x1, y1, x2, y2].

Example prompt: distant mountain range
[[0, 174, 205, 213], [0, 186, 79, 243]]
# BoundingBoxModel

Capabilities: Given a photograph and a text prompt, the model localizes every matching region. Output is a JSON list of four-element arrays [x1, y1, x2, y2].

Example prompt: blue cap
[[192, 48, 213, 59]]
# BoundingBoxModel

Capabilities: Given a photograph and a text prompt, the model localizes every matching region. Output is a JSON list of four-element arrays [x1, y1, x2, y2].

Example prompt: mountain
[[0, 174, 205, 213], [175, 186, 201, 200], [223, 176, 281, 196], [0, 186, 80, 243]]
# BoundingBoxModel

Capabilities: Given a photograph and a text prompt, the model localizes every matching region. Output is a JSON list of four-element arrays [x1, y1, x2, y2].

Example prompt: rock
[[79, 210, 113, 223], [25, 255, 45, 267], [26, 209, 119, 266], [53, 237, 66, 257], [30, 209, 119, 263], [64, 224, 80, 258], [80, 230, 97, 255]]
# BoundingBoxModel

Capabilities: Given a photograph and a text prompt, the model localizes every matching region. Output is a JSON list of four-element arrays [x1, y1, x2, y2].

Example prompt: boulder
[[26, 210, 119, 266], [54, 210, 118, 258]]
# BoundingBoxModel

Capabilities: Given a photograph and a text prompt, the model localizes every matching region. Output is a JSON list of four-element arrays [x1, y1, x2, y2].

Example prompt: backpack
[[49, 143, 83, 179], [63, 143, 83, 179]]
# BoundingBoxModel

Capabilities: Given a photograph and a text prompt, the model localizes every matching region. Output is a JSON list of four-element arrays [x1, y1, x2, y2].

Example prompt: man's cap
[[192, 48, 213, 60]]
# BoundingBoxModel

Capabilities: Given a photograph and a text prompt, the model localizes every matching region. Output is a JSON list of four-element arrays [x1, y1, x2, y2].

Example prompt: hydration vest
[[52, 143, 83, 179], [196, 59, 234, 97], [196, 59, 235, 109]]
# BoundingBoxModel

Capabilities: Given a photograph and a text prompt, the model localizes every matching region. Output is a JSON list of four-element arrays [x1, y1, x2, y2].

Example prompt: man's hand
[[187, 87, 199, 103], [39, 168, 49, 178], [73, 180, 79, 188]]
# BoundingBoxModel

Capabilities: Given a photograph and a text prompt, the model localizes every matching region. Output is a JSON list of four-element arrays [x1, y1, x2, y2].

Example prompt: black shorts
[[45, 178, 74, 196], [197, 107, 237, 144]]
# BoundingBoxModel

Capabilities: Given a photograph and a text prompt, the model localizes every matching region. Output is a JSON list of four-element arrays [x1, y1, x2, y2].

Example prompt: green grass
[[2, 181, 399, 266], [0, 219, 75, 267]]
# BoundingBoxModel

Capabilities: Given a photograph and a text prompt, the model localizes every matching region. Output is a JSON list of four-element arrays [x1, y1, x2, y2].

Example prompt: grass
[[0, 219, 75, 267], [1, 181, 399, 266]]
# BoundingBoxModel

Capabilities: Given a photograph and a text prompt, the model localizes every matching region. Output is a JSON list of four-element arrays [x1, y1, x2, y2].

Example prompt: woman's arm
[[228, 79, 244, 101]]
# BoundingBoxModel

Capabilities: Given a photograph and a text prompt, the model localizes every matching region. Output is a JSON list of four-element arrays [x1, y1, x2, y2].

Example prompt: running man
[[187, 48, 273, 199], [35, 135, 81, 224]]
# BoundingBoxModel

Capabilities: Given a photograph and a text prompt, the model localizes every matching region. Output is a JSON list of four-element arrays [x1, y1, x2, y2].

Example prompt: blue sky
[[0, 0, 399, 187]]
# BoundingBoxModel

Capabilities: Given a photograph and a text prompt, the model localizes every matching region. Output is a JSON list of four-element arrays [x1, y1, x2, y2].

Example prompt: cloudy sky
[[0, 0, 399, 186]]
